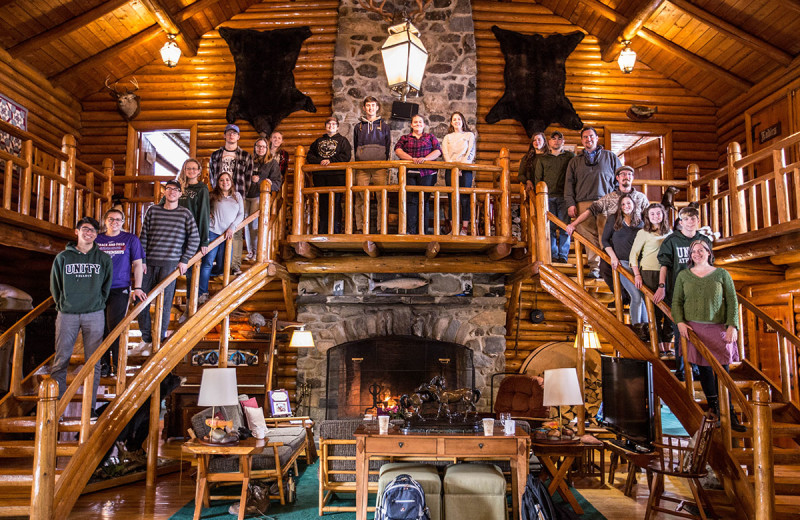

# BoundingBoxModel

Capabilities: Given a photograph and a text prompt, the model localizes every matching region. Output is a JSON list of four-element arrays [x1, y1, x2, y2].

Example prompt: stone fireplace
[[295, 272, 507, 424]]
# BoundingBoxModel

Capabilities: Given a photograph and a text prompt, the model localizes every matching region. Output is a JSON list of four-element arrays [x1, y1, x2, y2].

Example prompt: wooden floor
[[67, 441, 739, 519]]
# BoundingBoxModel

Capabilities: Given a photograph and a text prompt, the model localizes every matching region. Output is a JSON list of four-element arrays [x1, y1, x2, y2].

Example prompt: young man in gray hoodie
[[50, 216, 112, 408], [353, 97, 392, 233]]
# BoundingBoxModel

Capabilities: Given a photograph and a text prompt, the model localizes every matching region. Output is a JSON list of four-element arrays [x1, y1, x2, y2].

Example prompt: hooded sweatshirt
[[179, 182, 210, 248], [50, 242, 112, 314], [657, 230, 712, 294], [353, 117, 391, 160]]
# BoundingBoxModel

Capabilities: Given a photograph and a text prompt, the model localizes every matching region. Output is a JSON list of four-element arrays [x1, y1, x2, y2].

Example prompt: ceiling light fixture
[[161, 34, 181, 68], [618, 40, 636, 74]]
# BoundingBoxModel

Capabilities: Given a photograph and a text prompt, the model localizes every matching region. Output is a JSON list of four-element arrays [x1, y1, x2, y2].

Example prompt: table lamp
[[198, 367, 240, 444], [542, 368, 584, 435]]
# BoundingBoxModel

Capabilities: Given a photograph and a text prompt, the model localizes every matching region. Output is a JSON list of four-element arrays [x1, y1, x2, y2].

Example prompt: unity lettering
[[65, 263, 102, 275]]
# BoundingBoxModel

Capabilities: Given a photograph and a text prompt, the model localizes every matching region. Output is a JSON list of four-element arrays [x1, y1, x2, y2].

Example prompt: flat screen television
[[600, 355, 656, 451]]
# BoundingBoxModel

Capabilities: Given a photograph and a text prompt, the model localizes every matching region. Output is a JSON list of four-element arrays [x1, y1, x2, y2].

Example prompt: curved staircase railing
[[4, 183, 284, 519], [524, 182, 800, 520]]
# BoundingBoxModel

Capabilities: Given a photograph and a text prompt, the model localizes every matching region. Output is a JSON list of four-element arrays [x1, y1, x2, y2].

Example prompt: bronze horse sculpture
[[418, 376, 481, 420]]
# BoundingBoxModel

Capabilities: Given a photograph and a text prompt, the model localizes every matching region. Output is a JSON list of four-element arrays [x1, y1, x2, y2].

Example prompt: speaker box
[[391, 101, 419, 121]]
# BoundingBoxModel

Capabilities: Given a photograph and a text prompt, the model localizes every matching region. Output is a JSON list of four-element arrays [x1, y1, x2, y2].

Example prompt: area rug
[[170, 461, 606, 519]]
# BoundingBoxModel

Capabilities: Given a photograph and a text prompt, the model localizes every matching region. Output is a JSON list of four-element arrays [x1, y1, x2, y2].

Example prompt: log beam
[[8, 0, 130, 58], [294, 241, 320, 259], [637, 29, 752, 91], [141, 0, 198, 58], [668, 0, 792, 66], [577, 0, 630, 24], [363, 240, 379, 258], [286, 255, 523, 274], [425, 241, 440, 259], [600, 0, 666, 63], [487, 242, 512, 261]]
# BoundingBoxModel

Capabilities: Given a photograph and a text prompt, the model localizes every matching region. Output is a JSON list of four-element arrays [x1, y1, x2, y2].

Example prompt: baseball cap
[[549, 131, 564, 139], [224, 123, 240, 134], [615, 165, 635, 176], [164, 179, 182, 190]]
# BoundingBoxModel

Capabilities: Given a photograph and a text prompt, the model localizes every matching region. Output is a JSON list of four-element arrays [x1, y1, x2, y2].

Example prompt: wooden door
[[622, 138, 662, 203], [747, 96, 791, 228]]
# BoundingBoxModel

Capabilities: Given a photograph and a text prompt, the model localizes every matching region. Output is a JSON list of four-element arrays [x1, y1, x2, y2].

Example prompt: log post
[[498, 148, 511, 238], [534, 182, 550, 264], [711, 177, 720, 233], [773, 149, 790, 224], [19, 139, 33, 216], [146, 383, 161, 488], [451, 167, 460, 231], [61, 134, 77, 228], [718, 371, 733, 450], [344, 166, 353, 235], [645, 298, 659, 355], [727, 142, 746, 235], [293, 146, 306, 236], [612, 270, 623, 322], [10, 329, 25, 396], [30, 378, 59, 520], [752, 381, 774, 520], [398, 165, 407, 235], [686, 164, 700, 205], [85, 169, 95, 221], [256, 181, 271, 263], [779, 335, 791, 403], [575, 318, 586, 436], [102, 158, 114, 214], [680, 336, 694, 397], [152, 292, 164, 353]]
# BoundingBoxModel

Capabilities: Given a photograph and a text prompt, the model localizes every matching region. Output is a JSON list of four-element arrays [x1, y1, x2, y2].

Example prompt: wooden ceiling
[[0, 0, 798, 105]]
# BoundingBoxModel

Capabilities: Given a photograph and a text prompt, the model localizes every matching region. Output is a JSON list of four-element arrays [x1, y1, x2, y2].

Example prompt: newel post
[[534, 182, 550, 264], [61, 134, 77, 228], [752, 381, 774, 520], [256, 180, 272, 263], [726, 142, 746, 235], [102, 158, 114, 214], [19, 138, 33, 216], [30, 378, 59, 520], [686, 164, 700, 204], [498, 148, 511, 238], [293, 146, 306, 236]]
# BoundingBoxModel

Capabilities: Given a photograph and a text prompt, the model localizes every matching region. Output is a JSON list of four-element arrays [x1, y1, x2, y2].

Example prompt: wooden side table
[[603, 439, 657, 497], [531, 440, 598, 515], [183, 438, 266, 520]]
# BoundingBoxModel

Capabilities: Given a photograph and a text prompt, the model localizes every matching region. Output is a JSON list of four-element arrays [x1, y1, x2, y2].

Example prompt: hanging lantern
[[618, 40, 636, 74], [380, 22, 428, 101], [161, 34, 181, 68]]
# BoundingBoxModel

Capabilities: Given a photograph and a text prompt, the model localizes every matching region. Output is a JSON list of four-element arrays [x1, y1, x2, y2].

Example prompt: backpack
[[521, 474, 580, 520], [376, 474, 431, 520]]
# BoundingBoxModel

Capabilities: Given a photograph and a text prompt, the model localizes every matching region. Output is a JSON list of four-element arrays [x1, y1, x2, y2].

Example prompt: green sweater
[[672, 268, 738, 329], [533, 150, 575, 197], [50, 242, 112, 314]]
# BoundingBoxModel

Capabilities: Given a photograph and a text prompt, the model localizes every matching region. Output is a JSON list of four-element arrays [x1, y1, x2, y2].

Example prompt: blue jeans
[[406, 171, 437, 234], [619, 260, 646, 324], [548, 196, 570, 259], [200, 231, 223, 295], [137, 263, 177, 343], [444, 170, 473, 226], [52, 310, 104, 409]]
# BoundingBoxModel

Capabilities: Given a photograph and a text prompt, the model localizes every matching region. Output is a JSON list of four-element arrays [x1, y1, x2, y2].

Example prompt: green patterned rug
[[170, 460, 606, 519]]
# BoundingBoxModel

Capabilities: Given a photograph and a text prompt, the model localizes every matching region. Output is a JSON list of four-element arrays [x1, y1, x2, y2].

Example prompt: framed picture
[[269, 389, 292, 417]]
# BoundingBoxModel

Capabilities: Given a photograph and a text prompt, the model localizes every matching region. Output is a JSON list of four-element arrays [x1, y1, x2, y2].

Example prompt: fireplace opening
[[324, 335, 475, 419]]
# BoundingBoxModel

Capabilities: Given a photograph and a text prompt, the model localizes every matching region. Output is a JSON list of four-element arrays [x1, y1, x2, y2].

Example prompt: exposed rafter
[[668, 0, 792, 66], [8, 0, 130, 58], [637, 28, 752, 91], [784, 0, 800, 14], [140, 0, 198, 58], [601, 0, 666, 63], [576, 0, 629, 24]]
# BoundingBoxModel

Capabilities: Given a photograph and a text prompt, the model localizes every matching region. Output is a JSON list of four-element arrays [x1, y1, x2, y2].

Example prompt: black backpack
[[521, 474, 580, 520], [376, 473, 431, 520]]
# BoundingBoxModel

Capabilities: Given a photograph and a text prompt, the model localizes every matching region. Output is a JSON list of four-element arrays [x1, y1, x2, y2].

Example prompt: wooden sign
[[758, 122, 781, 144]]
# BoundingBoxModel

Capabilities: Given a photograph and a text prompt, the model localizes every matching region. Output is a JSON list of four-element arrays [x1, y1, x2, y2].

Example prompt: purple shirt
[[95, 231, 144, 289], [395, 133, 442, 176]]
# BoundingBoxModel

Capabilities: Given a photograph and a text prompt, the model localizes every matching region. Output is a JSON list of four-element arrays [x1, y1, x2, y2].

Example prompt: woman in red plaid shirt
[[394, 114, 442, 234]]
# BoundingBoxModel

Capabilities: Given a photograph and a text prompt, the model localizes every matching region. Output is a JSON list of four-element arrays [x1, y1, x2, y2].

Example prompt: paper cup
[[378, 415, 390, 434], [482, 418, 495, 436], [504, 419, 515, 435]]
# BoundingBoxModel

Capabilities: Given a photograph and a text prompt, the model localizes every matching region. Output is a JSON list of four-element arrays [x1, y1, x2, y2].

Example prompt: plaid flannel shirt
[[209, 146, 254, 198], [395, 133, 442, 176]]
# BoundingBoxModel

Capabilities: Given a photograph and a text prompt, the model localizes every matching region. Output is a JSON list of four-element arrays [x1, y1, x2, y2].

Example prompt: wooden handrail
[[0, 119, 70, 161], [734, 130, 800, 169]]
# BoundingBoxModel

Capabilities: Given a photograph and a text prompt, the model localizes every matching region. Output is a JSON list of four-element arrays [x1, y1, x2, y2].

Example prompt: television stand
[[604, 439, 658, 497]]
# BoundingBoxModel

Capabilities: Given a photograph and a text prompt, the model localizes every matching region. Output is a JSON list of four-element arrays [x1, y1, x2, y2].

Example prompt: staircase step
[[731, 421, 800, 438], [0, 499, 30, 517], [776, 495, 800, 520], [749, 474, 800, 495], [0, 416, 96, 433], [732, 448, 800, 465], [0, 440, 79, 457]]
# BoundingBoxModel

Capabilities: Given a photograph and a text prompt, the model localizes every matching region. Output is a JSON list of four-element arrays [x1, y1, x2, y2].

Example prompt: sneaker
[[555, 257, 569, 264], [460, 227, 469, 236], [231, 267, 242, 276], [100, 363, 112, 378], [198, 293, 209, 305], [133, 342, 152, 357], [586, 269, 601, 279], [177, 309, 188, 324]]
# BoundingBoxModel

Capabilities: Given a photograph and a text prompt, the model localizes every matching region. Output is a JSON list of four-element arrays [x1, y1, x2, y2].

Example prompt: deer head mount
[[357, 0, 433, 24], [105, 77, 141, 121]]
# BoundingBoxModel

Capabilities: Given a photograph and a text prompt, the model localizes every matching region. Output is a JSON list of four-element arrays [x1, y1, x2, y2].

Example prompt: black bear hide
[[486, 27, 584, 137], [220, 26, 317, 136]]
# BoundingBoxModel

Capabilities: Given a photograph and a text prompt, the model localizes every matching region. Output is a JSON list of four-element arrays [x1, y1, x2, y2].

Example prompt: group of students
[[305, 97, 477, 235]]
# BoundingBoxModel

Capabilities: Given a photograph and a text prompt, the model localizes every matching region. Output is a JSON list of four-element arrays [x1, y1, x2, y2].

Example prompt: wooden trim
[[605, 125, 674, 180], [141, 0, 198, 57], [600, 0, 666, 63]]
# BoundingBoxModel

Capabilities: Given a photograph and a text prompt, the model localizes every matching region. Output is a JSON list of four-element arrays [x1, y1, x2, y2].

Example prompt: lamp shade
[[542, 368, 584, 407], [381, 22, 428, 95], [574, 323, 602, 349], [618, 41, 636, 74], [197, 368, 239, 407], [289, 328, 315, 348], [161, 35, 181, 68]]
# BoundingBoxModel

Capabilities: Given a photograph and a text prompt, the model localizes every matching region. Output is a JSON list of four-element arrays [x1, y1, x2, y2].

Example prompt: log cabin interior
[[1, 0, 800, 518]]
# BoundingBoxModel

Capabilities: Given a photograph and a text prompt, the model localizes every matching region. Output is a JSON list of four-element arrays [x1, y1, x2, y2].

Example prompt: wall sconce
[[161, 34, 181, 68], [574, 322, 602, 349], [618, 40, 636, 74], [381, 22, 428, 101], [289, 326, 315, 348]]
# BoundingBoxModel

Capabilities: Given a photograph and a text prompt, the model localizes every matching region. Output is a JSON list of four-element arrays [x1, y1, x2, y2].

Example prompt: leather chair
[[493, 374, 549, 425]]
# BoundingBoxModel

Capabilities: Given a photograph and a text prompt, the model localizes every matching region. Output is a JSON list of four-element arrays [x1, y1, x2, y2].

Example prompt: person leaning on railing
[[246, 133, 285, 259], [394, 114, 442, 235], [671, 239, 746, 432], [601, 194, 646, 325], [441, 112, 476, 235]]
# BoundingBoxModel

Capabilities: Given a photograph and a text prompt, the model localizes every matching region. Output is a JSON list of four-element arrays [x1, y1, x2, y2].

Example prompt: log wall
[[472, 0, 720, 179], [0, 48, 81, 147]]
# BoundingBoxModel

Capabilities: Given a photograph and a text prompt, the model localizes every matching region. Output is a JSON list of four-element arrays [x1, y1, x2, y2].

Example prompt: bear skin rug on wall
[[486, 26, 584, 137], [220, 26, 317, 137]]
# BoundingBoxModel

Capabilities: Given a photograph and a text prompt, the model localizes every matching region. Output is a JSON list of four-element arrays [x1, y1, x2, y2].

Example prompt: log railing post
[[451, 167, 460, 231], [498, 148, 511, 238], [534, 182, 550, 264], [773, 149, 790, 224], [102, 158, 114, 214], [779, 335, 791, 403], [727, 142, 746, 235], [152, 292, 164, 353], [711, 177, 720, 234], [61, 134, 77, 228], [752, 381, 774, 520], [84, 169, 95, 221], [10, 329, 25, 396], [344, 166, 353, 235], [19, 139, 33, 216], [293, 146, 306, 236], [30, 378, 59, 520], [256, 182, 271, 263], [398, 165, 407, 235], [145, 383, 161, 488]]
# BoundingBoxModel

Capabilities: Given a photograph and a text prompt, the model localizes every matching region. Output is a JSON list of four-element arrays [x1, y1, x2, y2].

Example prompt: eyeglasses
[[78, 227, 98, 234], [106, 217, 124, 223], [165, 187, 182, 192]]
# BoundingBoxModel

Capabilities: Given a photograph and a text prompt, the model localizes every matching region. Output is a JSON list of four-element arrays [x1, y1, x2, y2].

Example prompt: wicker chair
[[644, 413, 717, 520]]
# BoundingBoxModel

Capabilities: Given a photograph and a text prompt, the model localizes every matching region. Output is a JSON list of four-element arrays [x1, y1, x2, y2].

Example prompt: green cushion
[[377, 463, 442, 520], [443, 463, 505, 495]]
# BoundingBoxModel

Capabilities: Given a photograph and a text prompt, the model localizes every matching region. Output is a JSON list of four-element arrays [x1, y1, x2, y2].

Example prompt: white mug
[[378, 415, 390, 434], [482, 418, 494, 436], [504, 419, 515, 435]]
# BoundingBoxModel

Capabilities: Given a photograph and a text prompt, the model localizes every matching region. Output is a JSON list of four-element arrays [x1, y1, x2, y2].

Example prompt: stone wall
[[294, 273, 507, 424], [331, 0, 478, 146]]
